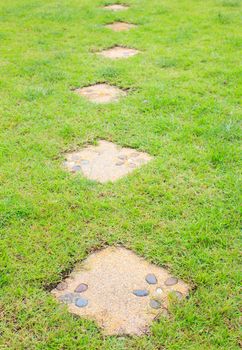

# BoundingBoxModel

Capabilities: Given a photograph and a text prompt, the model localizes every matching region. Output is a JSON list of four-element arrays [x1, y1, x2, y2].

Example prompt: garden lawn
[[0, 0, 241, 349]]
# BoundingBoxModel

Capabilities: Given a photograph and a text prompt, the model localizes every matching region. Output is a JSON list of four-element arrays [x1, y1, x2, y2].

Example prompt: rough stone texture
[[105, 22, 136, 32], [63, 140, 152, 183], [104, 4, 129, 11], [52, 247, 190, 336], [74, 83, 126, 104], [98, 46, 139, 59]]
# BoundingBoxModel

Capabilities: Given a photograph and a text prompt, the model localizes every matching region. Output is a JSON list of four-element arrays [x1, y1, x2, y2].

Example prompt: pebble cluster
[[57, 273, 183, 310], [132, 273, 183, 310]]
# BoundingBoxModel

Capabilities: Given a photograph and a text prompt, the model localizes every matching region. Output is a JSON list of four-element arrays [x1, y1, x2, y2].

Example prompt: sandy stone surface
[[98, 46, 139, 59], [105, 22, 136, 32], [74, 83, 126, 103], [63, 140, 152, 183], [104, 4, 129, 11], [52, 247, 190, 336]]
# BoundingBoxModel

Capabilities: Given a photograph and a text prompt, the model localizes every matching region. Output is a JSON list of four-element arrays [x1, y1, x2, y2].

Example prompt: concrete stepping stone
[[104, 4, 129, 11], [98, 46, 139, 59], [105, 22, 136, 32], [52, 247, 190, 336], [63, 140, 153, 183], [74, 83, 126, 104]]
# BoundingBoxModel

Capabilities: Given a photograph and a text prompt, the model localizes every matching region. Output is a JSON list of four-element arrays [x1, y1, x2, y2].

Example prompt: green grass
[[0, 0, 241, 348]]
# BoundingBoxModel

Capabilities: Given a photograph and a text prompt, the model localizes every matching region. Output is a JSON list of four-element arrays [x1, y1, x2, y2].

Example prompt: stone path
[[53, 2, 191, 336], [52, 247, 189, 336]]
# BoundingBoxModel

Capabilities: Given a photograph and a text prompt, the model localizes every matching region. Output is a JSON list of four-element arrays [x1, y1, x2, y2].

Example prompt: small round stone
[[56, 282, 68, 291], [72, 165, 81, 172], [155, 287, 163, 295], [150, 299, 161, 309], [74, 283, 88, 293], [58, 293, 75, 304], [75, 298, 88, 308], [133, 289, 149, 297], [165, 277, 178, 286], [145, 273, 157, 285]]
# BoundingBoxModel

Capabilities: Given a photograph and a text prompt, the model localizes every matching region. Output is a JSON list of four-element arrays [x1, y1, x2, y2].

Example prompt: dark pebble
[[165, 277, 178, 286], [145, 273, 157, 285], [133, 289, 149, 297], [150, 299, 161, 309], [74, 283, 88, 293], [75, 298, 88, 308]]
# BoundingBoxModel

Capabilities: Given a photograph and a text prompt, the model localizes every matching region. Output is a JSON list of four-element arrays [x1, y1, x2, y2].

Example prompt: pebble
[[75, 298, 88, 308], [58, 293, 75, 304], [150, 299, 161, 309], [56, 282, 68, 291], [155, 287, 163, 295], [145, 273, 157, 285], [165, 277, 178, 286], [74, 283, 88, 293], [133, 289, 149, 297]]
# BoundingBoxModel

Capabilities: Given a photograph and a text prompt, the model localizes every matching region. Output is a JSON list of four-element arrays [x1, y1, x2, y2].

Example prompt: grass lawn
[[0, 0, 241, 348]]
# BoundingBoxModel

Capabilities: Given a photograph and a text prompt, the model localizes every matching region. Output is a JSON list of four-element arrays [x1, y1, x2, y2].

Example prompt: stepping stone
[[74, 83, 126, 104], [104, 4, 129, 11], [105, 22, 136, 32], [63, 140, 153, 183], [52, 247, 190, 336], [145, 273, 157, 285], [98, 46, 139, 59]]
